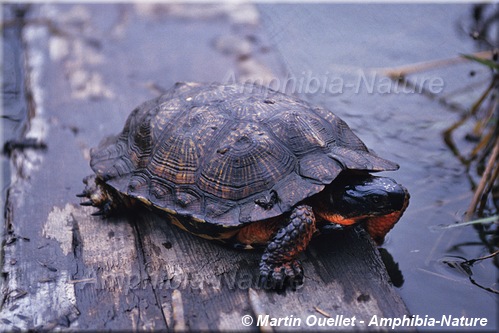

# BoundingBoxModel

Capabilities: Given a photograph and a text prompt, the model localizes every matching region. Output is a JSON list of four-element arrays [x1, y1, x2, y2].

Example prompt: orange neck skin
[[314, 193, 409, 245], [314, 209, 366, 227]]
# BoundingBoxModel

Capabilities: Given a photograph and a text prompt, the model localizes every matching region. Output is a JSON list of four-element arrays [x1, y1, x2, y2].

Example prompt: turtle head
[[330, 175, 409, 217], [314, 173, 409, 229]]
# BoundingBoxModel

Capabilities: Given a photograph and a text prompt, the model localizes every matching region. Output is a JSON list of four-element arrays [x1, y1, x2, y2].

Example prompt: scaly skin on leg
[[258, 205, 316, 290]]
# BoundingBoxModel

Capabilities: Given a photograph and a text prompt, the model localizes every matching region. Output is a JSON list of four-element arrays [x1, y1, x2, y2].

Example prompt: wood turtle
[[79, 82, 410, 289]]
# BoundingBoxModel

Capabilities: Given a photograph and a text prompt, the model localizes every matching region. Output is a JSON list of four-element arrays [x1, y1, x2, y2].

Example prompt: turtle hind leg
[[77, 175, 129, 217], [258, 205, 316, 290]]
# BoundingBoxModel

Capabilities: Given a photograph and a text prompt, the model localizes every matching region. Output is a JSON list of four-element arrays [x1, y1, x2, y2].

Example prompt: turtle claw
[[76, 192, 87, 198], [90, 201, 113, 217], [91, 209, 106, 216], [258, 260, 304, 291], [80, 200, 94, 206]]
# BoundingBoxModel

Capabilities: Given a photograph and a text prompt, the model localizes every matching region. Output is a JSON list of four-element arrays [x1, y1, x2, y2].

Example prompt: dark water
[[2, 2, 497, 331], [259, 3, 498, 331]]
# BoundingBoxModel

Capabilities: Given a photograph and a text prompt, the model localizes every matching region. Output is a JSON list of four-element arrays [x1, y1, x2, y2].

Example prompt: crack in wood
[[131, 217, 171, 329]]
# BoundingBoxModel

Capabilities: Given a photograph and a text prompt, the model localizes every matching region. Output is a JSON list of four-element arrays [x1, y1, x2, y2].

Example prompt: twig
[[465, 135, 499, 221], [429, 215, 498, 231], [376, 50, 493, 78], [443, 76, 497, 165], [463, 250, 499, 295], [249, 288, 273, 333], [172, 289, 186, 332], [463, 250, 499, 265], [313, 306, 331, 318], [468, 276, 499, 294], [67, 278, 97, 284]]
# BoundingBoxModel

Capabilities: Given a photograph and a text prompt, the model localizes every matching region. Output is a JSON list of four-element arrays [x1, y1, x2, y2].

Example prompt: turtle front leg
[[259, 205, 316, 290], [77, 175, 130, 216]]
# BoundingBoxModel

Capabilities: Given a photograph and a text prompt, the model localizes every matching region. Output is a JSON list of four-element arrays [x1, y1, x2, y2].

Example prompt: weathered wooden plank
[[1, 3, 410, 332]]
